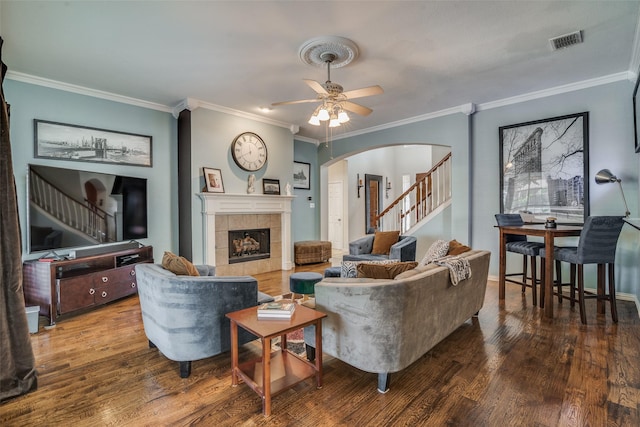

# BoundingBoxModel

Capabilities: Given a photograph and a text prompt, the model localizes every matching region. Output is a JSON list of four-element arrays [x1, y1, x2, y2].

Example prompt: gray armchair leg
[[305, 344, 316, 362], [378, 373, 390, 393], [148, 340, 156, 349], [179, 361, 191, 378]]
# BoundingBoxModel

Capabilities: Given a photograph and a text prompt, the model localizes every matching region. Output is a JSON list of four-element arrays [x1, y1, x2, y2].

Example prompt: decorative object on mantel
[[595, 169, 630, 217], [203, 167, 224, 193], [357, 173, 363, 198], [285, 182, 292, 196], [499, 112, 589, 224], [263, 178, 280, 195], [247, 174, 255, 194]]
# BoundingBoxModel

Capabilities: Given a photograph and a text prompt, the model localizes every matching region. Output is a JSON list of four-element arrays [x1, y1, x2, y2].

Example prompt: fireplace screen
[[228, 228, 270, 264]]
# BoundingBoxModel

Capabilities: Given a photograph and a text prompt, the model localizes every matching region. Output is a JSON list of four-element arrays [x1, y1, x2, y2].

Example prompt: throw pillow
[[357, 261, 418, 279], [419, 239, 449, 266], [371, 230, 401, 255], [341, 259, 397, 278], [162, 251, 200, 276], [448, 240, 471, 256]]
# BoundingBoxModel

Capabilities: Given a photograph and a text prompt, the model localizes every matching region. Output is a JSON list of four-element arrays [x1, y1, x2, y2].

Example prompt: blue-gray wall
[[5, 79, 176, 259], [293, 139, 320, 242]]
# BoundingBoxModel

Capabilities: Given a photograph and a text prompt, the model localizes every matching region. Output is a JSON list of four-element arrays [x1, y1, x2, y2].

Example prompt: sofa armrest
[[349, 234, 375, 255], [389, 236, 417, 261]]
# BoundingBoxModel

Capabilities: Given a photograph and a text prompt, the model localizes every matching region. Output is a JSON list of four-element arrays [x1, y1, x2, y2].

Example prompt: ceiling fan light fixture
[[317, 107, 330, 121], [308, 115, 321, 126], [338, 110, 350, 123], [329, 113, 340, 128]]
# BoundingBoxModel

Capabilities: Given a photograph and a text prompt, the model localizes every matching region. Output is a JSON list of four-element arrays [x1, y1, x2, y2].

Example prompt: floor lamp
[[595, 169, 630, 217]]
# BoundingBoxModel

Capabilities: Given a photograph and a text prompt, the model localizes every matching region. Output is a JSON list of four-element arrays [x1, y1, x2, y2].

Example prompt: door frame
[[365, 174, 383, 233]]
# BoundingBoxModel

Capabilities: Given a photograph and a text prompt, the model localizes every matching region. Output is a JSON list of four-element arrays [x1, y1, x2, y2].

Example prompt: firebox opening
[[228, 228, 270, 264]]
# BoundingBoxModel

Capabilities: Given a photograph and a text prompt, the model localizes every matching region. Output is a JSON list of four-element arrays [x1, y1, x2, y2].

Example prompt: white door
[[328, 181, 343, 250]]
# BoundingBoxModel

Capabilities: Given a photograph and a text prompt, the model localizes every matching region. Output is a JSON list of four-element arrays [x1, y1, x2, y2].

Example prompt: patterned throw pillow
[[419, 239, 450, 266], [341, 259, 397, 278]]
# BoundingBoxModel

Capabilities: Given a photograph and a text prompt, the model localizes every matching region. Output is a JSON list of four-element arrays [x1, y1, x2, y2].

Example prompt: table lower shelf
[[236, 349, 317, 396]]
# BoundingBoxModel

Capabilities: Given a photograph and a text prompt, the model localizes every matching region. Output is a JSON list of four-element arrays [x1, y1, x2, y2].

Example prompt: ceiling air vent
[[549, 31, 583, 51]]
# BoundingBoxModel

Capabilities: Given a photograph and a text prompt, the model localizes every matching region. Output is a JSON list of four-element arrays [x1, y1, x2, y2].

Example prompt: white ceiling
[[2, 1, 640, 142]]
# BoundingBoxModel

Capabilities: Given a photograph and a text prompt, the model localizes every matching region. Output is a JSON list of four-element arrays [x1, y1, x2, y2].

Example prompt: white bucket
[[26, 306, 40, 334]]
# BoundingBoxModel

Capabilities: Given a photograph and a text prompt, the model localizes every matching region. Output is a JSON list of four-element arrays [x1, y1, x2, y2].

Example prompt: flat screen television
[[27, 163, 148, 254]]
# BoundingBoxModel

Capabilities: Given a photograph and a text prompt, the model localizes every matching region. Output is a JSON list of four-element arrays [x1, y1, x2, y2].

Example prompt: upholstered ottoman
[[289, 272, 323, 301], [324, 266, 341, 278], [294, 240, 331, 265]]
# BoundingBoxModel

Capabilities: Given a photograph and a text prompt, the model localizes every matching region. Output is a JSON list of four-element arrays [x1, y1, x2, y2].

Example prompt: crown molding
[[294, 135, 320, 146], [5, 71, 172, 113], [476, 72, 630, 112], [175, 98, 298, 134]]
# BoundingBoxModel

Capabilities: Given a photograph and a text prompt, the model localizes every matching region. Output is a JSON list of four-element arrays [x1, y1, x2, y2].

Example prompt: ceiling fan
[[272, 52, 383, 127]]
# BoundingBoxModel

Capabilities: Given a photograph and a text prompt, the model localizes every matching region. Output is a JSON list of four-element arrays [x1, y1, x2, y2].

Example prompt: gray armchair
[[343, 234, 417, 262], [135, 263, 273, 378]]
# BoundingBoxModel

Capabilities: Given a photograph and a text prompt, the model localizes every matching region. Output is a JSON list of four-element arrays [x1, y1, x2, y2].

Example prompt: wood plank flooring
[[2, 262, 639, 426]]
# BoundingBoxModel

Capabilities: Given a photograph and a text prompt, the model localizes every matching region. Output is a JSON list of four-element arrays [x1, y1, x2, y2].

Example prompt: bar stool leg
[[530, 256, 537, 306], [608, 263, 618, 323], [521, 255, 528, 293], [555, 260, 563, 303], [577, 264, 587, 325]]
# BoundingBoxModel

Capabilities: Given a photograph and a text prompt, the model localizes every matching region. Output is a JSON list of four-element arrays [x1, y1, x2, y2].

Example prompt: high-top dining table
[[498, 223, 583, 319]]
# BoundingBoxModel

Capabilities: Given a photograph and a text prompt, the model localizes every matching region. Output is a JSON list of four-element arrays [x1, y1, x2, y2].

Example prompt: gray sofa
[[135, 263, 273, 378], [304, 249, 491, 392], [343, 234, 417, 262]]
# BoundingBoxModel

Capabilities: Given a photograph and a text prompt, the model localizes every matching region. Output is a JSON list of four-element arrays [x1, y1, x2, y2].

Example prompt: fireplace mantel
[[197, 193, 295, 271]]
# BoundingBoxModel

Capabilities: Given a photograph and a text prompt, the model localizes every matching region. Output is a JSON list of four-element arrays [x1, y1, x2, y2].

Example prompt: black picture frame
[[633, 70, 640, 153], [263, 178, 280, 195], [203, 167, 224, 193], [34, 119, 152, 167], [293, 161, 311, 190], [499, 112, 589, 224]]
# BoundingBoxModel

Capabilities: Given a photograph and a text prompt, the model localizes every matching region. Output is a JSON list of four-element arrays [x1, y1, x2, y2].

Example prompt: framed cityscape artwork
[[499, 112, 589, 224], [293, 161, 310, 189]]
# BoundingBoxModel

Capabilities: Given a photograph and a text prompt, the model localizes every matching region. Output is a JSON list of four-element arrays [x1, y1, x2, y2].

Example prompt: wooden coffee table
[[226, 302, 327, 416]]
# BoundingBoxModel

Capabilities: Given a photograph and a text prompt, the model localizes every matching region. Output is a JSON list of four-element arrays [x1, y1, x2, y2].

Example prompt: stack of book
[[257, 301, 295, 319]]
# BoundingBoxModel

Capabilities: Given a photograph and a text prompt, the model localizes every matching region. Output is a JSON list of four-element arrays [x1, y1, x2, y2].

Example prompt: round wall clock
[[231, 132, 268, 172]]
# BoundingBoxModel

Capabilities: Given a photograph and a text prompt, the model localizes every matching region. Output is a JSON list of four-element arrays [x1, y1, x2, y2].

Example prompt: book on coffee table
[[257, 302, 295, 319]]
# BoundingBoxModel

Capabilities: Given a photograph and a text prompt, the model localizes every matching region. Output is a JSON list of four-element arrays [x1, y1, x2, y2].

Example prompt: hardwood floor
[[2, 262, 639, 426]]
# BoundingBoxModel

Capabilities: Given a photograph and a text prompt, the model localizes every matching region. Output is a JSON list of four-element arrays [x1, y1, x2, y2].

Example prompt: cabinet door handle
[[89, 288, 95, 295], [130, 270, 136, 276], [101, 276, 108, 283], [131, 282, 136, 288], [101, 291, 107, 298]]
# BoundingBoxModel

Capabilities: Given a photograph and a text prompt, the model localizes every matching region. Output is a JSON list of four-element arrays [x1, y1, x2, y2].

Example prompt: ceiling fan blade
[[271, 98, 319, 106], [304, 79, 329, 95], [342, 101, 373, 116], [342, 85, 384, 99]]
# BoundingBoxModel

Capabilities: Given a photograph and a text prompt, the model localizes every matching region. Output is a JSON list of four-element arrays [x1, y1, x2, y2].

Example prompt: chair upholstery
[[343, 234, 417, 262], [495, 213, 544, 305], [540, 216, 624, 324], [135, 263, 273, 377]]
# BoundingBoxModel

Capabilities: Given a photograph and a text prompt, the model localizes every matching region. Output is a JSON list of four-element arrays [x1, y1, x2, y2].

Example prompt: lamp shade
[[595, 169, 619, 184]]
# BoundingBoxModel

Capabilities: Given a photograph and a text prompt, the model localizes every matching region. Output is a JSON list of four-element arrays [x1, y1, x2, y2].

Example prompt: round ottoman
[[289, 272, 323, 301]]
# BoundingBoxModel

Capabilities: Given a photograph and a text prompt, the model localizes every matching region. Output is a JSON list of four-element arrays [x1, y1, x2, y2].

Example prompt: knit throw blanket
[[433, 255, 472, 286]]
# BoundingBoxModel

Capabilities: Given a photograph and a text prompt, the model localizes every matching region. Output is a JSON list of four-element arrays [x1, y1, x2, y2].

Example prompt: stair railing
[[29, 169, 116, 243], [374, 152, 452, 233]]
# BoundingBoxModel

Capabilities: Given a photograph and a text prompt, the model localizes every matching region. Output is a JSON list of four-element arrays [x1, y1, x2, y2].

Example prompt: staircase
[[374, 152, 452, 234], [29, 168, 116, 243]]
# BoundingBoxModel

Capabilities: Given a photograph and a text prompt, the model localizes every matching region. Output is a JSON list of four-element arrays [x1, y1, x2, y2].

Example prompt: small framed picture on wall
[[263, 178, 280, 195], [293, 161, 311, 190]]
